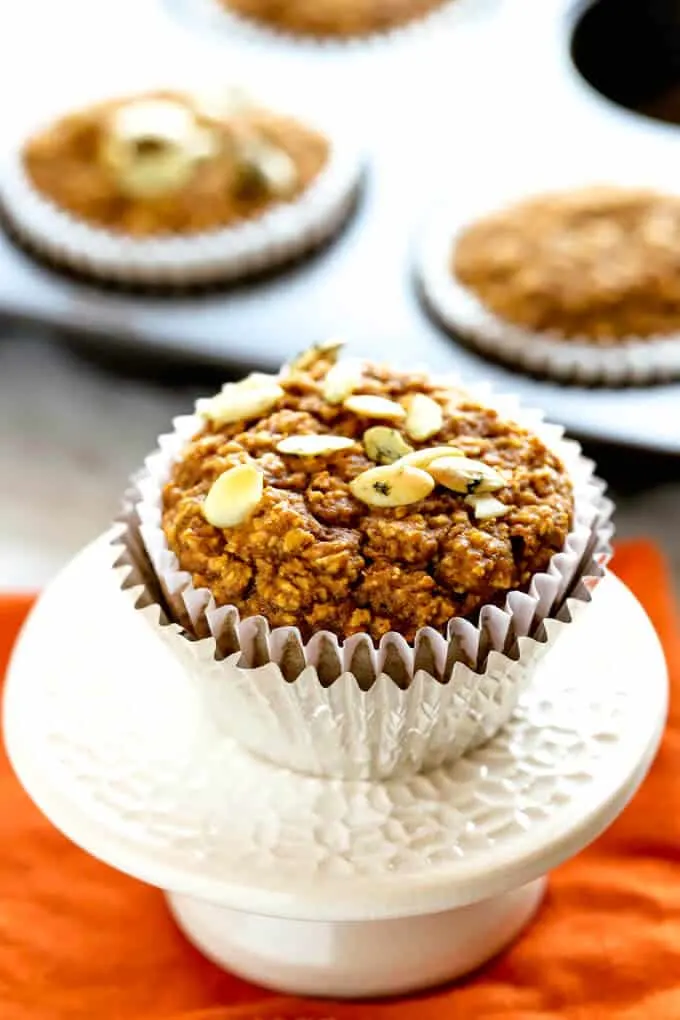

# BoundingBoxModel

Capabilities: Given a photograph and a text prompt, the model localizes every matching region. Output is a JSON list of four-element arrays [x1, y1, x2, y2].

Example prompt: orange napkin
[[1, 539, 678, 1020]]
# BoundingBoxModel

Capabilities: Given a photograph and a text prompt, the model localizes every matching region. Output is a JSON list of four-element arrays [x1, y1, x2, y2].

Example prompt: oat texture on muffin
[[22, 90, 329, 237], [161, 344, 573, 643], [219, 0, 449, 37], [453, 187, 680, 342]]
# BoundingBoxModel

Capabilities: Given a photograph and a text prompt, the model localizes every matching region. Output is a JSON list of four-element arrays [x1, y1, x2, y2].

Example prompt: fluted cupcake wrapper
[[171, 0, 468, 54], [0, 115, 363, 287], [112, 384, 613, 780], [418, 210, 680, 386]]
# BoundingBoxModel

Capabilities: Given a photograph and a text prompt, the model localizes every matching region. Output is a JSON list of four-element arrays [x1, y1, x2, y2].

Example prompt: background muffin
[[116, 342, 610, 780], [0, 88, 362, 285], [217, 0, 450, 38], [453, 187, 680, 342], [419, 186, 680, 385], [23, 90, 328, 237]]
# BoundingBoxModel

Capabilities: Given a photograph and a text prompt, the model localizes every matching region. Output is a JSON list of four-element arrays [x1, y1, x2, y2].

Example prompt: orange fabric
[[0, 540, 678, 1020]]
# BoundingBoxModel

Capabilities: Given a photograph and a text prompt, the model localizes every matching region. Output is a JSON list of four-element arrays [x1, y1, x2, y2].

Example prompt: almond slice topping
[[404, 393, 444, 441], [349, 464, 434, 508], [289, 339, 345, 373], [398, 444, 464, 468], [197, 379, 284, 426], [323, 359, 364, 404], [343, 395, 406, 421], [276, 434, 355, 456], [363, 426, 414, 465], [203, 464, 264, 528], [465, 494, 510, 521], [428, 456, 507, 495]]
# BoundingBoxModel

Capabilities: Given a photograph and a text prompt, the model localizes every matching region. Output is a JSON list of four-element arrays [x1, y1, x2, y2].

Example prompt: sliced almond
[[197, 380, 284, 426], [323, 359, 364, 404], [428, 456, 507, 495], [203, 464, 263, 528], [343, 395, 406, 421], [239, 372, 282, 389], [289, 339, 345, 373], [404, 393, 444, 441], [236, 136, 299, 198], [399, 444, 464, 469], [349, 464, 434, 508], [465, 494, 509, 521], [102, 99, 216, 198], [277, 434, 355, 456], [363, 426, 414, 465]]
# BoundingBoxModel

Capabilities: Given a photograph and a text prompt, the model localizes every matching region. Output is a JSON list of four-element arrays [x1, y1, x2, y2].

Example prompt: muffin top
[[453, 187, 680, 341], [161, 345, 573, 643], [220, 0, 447, 38], [23, 90, 328, 237]]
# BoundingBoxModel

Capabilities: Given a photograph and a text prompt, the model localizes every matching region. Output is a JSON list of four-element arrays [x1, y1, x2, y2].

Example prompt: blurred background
[[0, 0, 678, 590]]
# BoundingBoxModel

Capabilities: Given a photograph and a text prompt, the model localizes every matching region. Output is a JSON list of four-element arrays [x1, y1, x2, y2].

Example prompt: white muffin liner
[[0, 113, 363, 287], [112, 382, 612, 780], [418, 207, 680, 386], [168, 0, 467, 54]]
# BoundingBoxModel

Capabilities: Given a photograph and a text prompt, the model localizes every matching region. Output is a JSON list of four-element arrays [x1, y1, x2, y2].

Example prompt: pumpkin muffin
[[1, 89, 361, 284], [418, 186, 680, 384], [161, 344, 574, 643], [118, 341, 607, 779], [218, 0, 450, 39], [452, 187, 680, 342]]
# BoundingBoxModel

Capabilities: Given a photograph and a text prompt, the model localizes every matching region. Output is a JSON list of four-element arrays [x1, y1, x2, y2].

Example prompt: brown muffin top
[[23, 91, 329, 237], [220, 0, 447, 38], [161, 346, 573, 644], [453, 187, 680, 342]]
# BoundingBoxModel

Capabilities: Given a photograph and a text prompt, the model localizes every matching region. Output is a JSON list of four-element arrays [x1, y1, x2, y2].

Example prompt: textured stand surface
[[2, 536, 668, 996]]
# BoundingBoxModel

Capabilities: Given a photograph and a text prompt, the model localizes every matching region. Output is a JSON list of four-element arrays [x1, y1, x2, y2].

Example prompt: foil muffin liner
[[418, 206, 680, 386], [170, 0, 468, 54], [112, 381, 613, 781], [0, 111, 363, 287]]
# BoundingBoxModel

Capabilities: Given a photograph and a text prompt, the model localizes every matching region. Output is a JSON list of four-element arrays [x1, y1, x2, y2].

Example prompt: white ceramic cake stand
[[3, 536, 668, 999]]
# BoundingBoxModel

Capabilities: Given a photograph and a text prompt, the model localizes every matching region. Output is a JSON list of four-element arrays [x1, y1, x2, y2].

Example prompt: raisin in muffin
[[219, 0, 450, 39], [1, 89, 361, 285]]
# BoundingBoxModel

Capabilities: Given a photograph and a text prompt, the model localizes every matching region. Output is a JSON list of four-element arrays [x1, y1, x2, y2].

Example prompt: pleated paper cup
[[418, 205, 680, 386], [0, 112, 363, 287], [112, 384, 612, 780]]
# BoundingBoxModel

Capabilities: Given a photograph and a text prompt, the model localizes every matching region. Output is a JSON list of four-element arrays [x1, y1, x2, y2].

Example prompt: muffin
[[419, 186, 680, 384], [217, 0, 450, 39], [0, 89, 362, 285], [115, 342, 611, 779]]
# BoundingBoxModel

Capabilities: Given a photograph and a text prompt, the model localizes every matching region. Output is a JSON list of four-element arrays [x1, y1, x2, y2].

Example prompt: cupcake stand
[[2, 534, 668, 998]]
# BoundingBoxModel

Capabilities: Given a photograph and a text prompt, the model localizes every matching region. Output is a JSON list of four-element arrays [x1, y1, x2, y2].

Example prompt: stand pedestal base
[[168, 878, 546, 998], [3, 538, 668, 999]]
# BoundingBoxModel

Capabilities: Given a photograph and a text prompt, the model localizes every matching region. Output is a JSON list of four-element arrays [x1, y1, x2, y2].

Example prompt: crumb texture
[[162, 360, 573, 643]]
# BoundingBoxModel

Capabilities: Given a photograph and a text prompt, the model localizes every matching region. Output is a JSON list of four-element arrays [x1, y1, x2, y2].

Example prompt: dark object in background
[[571, 0, 680, 125]]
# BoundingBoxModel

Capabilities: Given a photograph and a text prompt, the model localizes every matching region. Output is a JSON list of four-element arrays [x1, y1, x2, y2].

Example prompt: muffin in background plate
[[0, 89, 362, 285], [419, 186, 680, 384], [218, 0, 451, 39], [115, 342, 611, 779]]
